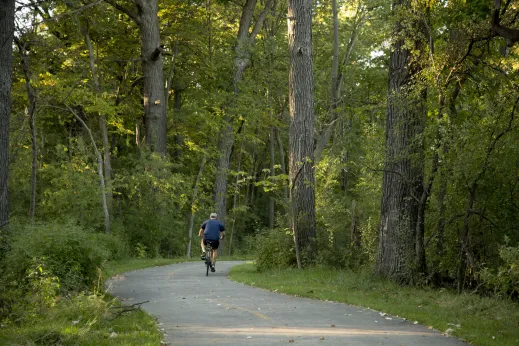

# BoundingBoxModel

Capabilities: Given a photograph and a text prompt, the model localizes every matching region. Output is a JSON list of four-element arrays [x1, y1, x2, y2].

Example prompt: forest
[[1, 0, 519, 338]]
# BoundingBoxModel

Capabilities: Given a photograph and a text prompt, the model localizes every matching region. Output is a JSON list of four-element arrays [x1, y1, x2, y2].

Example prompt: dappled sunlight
[[172, 325, 437, 337]]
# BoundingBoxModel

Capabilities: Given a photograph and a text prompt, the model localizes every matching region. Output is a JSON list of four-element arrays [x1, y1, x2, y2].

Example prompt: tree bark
[[228, 143, 243, 256], [213, 0, 274, 224], [288, 0, 317, 266], [65, 105, 111, 234], [186, 153, 207, 257], [275, 126, 289, 203], [457, 97, 517, 292], [83, 26, 113, 220], [104, 0, 166, 154], [14, 37, 38, 221], [0, 0, 15, 230], [314, 4, 364, 161], [375, 0, 426, 284], [269, 125, 276, 229]]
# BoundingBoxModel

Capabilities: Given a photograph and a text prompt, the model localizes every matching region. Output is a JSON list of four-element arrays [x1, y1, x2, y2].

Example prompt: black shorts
[[203, 239, 220, 249]]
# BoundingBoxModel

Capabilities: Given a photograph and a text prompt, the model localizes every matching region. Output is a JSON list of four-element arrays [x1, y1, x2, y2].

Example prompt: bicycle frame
[[205, 243, 213, 276]]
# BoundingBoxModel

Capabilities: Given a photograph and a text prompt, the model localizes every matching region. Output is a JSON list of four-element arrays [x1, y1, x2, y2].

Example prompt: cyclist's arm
[[199, 221, 207, 238], [219, 223, 225, 239]]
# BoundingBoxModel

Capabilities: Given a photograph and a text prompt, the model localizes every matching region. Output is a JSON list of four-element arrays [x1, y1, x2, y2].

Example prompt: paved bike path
[[106, 261, 468, 346]]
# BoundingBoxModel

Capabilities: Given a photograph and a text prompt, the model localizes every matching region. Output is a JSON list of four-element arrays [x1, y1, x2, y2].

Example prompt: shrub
[[255, 228, 296, 271], [479, 240, 519, 299], [94, 230, 131, 261], [4, 222, 111, 293]]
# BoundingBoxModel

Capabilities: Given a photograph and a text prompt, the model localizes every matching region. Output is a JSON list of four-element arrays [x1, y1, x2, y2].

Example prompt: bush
[[479, 241, 519, 299], [255, 228, 296, 271], [94, 229, 131, 261], [3, 222, 111, 293]]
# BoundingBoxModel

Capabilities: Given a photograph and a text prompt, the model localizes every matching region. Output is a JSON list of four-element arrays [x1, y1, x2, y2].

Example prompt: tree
[[287, 0, 317, 267], [0, 0, 15, 230], [13, 33, 37, 221], [104, 0, 167, 154], [375, 0, 426, 284], [213, 0, 274, 226]]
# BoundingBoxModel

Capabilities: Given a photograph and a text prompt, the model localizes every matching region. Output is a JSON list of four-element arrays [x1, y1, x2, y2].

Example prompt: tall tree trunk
[[65, 105, 111, 233], [172, 89, 183, 159], [83, 27, 113, 221], [213, 0, 274, 224], [104, 0, 166, 154], [186, 153, 207, 257], [314, 3, 365, 161], [139, 1, 166, 154], [0, 0, 15, 231], [375, 0, 426, 284], [288, 0, 317, 267], [457, 97, 517, 291], [228, 143, 243, 256], [276, 126, 289, 203], [14, 38, 38, 221], [269, 125, 276, 229]]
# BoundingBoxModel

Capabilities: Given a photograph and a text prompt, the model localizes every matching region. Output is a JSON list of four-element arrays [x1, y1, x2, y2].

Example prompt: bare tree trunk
[[228, 145, 243, 256], [457, 97, 517, 291], [172, 89, 183, 159], [315, 3, 365, 161], [375, 0, 425, 284], [187, 153, 207, 257], [83, 27, 113, 220], [213, 0, 274, 224], [275, 126, 289, 203], [288, 0, 317, 267], [14, 38, 38, 221], [65, 105, 110, 233], [0, 0, 15, 231], [104, 0, 167, 154], [269, 125, 276, 229]]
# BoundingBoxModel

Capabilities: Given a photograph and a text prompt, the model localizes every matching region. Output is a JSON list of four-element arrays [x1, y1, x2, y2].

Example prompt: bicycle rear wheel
[[205, 246, 212, 276]]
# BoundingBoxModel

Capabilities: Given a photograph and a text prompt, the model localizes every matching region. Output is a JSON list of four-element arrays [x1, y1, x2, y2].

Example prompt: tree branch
[[250, 0, 275, 40], [491, 0, 519, 46], [103, 0, 140, 24], [110, 300, 149, 319]]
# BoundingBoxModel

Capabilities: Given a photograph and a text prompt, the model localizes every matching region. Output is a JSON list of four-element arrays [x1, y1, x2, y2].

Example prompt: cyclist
[[199, 212, 225, 272]]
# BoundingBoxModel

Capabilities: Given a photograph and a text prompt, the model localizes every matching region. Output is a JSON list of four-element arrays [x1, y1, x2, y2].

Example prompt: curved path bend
[[106, 261, 468, 346]]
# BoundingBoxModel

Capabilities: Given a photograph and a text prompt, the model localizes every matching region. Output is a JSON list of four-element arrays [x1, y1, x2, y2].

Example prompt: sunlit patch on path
[[173, 325, 437, 336]]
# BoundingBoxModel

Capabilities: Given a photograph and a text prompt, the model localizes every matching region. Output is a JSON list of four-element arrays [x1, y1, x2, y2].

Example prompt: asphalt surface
[[106, 261, 468, 346]]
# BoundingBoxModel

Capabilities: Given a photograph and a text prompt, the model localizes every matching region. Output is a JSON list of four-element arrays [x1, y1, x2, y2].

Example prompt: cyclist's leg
[[201, 238, 206, 260], [212, 248, 218, 265]]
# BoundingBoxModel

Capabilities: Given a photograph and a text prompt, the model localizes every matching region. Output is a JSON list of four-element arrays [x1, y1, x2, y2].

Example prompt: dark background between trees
[[1, 0, 519, 304]]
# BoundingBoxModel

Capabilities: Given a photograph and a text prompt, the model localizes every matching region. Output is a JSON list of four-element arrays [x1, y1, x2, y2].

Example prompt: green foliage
[[4, 222, 111, 294], [480, 241, 519, 299], [35, 150, 106, 230], [255, 228, 296, 272], [113, 153, 190, 258], [0, 293, 163, 345]]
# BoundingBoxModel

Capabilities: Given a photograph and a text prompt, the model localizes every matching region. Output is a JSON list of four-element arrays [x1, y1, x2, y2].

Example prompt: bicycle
[[204, 242, 214, 276]]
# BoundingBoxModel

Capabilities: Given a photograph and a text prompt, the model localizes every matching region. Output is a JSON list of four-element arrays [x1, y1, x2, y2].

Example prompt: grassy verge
[[1, 256, 250, 345], [0, 293, 163, 346], [229, 262, 519, 346], [104, 255, 251, 278], [104, 257, 197, 279]]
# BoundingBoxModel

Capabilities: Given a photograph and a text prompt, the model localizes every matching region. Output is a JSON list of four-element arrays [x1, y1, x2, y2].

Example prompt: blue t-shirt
[[201, 219, 225, 240]]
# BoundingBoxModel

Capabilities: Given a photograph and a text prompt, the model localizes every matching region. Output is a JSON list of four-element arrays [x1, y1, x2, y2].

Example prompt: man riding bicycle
[[199, 212, 225, 272]]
